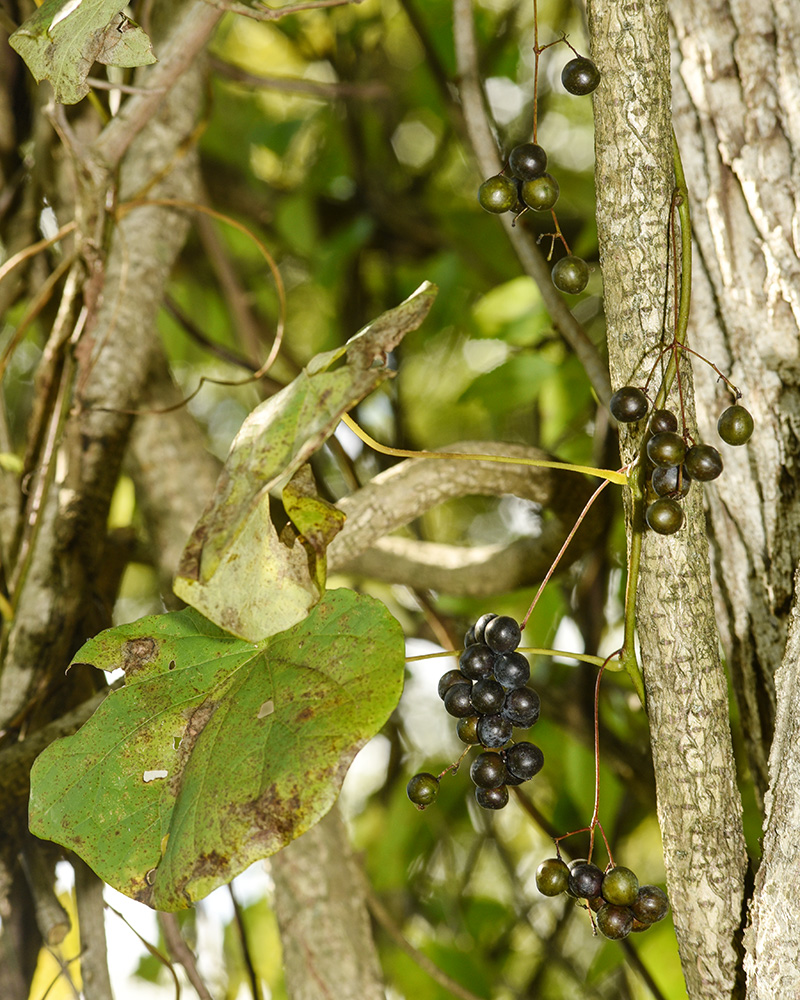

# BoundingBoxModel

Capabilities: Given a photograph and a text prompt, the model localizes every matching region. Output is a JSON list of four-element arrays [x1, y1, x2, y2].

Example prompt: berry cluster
[[609, 387, 754, 535], [536, 857, 669, 940], [477, 55, 601, 295], [406, 613, 544, 811]]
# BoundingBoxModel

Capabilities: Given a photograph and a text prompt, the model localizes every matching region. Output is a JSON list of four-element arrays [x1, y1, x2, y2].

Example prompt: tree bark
[[669, 1, 800, 996], [588, 1, 748, 997]]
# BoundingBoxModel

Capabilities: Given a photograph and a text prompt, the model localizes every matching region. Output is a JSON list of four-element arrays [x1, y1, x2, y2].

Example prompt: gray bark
[[670, 1, 800, 996], [588, 0, 748, 997]]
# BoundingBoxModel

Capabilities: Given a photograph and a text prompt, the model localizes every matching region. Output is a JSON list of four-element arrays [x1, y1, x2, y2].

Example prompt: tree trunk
[[670, 1, 800, 996], [588, 1, 748, 997]]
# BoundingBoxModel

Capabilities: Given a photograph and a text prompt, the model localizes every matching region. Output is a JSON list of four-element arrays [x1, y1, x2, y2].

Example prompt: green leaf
[[29, 590, 404, 910], [174, 282, 437, 642], [9, 1, 156, 105]]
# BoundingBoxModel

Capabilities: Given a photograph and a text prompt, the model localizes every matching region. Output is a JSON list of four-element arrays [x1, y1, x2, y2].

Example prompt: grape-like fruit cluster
[[477, 53, 601, 296], [535, 857, 669, 940], [407, 613, 544, 811], [608, 388, 754, 535]]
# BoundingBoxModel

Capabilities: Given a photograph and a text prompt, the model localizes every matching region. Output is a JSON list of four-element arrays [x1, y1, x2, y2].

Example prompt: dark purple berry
[[632, 885, 669, 924], [596, 904, 634, 940], [476, 713, 513, 748], [647, 431, 686, 468], [443, 682, 474, 718], [473, 613, 498, 643], [609, 387, 648, 423], [470, 751, 507, 788], [652, 465, 691, 499], [438, 668, 469, 700], [503, 741, 544, 780], [471, 678, 506, 715], [568, 861, 605, 899], [459, 643, 495, 680], [561, 56, 601, 95], [684, 443, 723, 481], [484, 615, 521, 653], [502, 686, 541, 727], [649, 408, 678, 434], [475, 785, 509, 809], [508, 142, 547, 180], [493, 651, 530, 689]]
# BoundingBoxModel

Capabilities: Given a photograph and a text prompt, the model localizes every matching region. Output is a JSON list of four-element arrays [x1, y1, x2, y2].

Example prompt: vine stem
[[405, 647, 610, 668], [341, 413, 628, 484]]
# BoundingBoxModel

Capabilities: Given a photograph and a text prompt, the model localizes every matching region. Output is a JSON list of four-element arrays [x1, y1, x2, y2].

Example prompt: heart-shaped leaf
[[29, 590, 404, 910]]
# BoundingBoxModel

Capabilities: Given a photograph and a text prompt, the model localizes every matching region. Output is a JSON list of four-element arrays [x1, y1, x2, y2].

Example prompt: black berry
[[502, 686, 541, 727], [508, 142, 547, 180], [438, 668, 468, 700], [647, 431, 686, 469], [631, 885, 669, 924], [552, 255, 589, 294], [493, 651, 530, 689], [470, 751, 507, 788], [476, 713, 513, 748], [459, 643, 496, 680], [645, 497, 684, 535], [609, 386, 648, 422], [504, 741, 544, 780], [568, 861, 605, 899], [473, 613, 498, 643], [478, 175, 517, 214], [475, 785, 509, 810], [684, 443, 723, 481], [484, 615, 521, 653], [596, 904, 634, 940], [443, 682, 474, 718], [471, 678, 506, 715], [718, 404, 754, 445], [649, 408, 678, 434], [651, 465, 691, 499], [561, 56, 601, 95], [407, 772, 439, 809]]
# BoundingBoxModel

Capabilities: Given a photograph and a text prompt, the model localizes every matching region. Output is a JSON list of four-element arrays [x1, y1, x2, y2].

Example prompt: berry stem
[[340, 413, 629, 484], [521, 475, 614, 629]]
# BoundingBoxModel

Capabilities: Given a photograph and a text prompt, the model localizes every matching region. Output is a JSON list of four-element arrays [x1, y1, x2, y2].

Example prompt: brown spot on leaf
[[122, 637, 158, 677]]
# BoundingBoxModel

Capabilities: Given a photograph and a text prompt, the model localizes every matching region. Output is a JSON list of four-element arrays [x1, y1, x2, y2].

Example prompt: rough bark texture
[[670, 1, 800, 996], [588, 1, 748, 997], [272, 809, 385, 1000]]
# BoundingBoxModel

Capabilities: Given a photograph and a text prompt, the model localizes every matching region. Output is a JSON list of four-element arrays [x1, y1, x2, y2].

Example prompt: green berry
[[457, 715, 481, 745], [647, 431, 686, 468], [520, 173, 559, 211], [601, 866, 639, 906], [536, 857, 570, 896], [631, 885, 670, 924], [718, 404, 754, 445], [478, 175, 518, 214], [596, 903, 634, 940], [552, 255, 590, 294], [407, 772, 439, 809], [561, 56, 601, 96], [645, 497, 684, 535], [649, 408, 678, 434]]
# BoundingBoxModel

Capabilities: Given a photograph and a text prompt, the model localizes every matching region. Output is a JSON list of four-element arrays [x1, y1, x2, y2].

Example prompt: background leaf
[[29, 590, 404, 910]]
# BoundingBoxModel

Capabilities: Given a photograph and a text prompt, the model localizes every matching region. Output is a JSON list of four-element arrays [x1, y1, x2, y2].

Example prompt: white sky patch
[[334, 419, 363, 460], [339, 734, 392, 818]]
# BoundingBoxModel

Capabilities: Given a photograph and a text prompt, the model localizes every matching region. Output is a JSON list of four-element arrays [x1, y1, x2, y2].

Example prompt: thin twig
[[228, 883, 262, 1000], [204, 0, 364, 20], [362, 878, 486, 1000], [159, 912, 215, 1000], [451, 0, 612, 404], [210, 56, 389, 99], [87, 77, 166, 95]]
